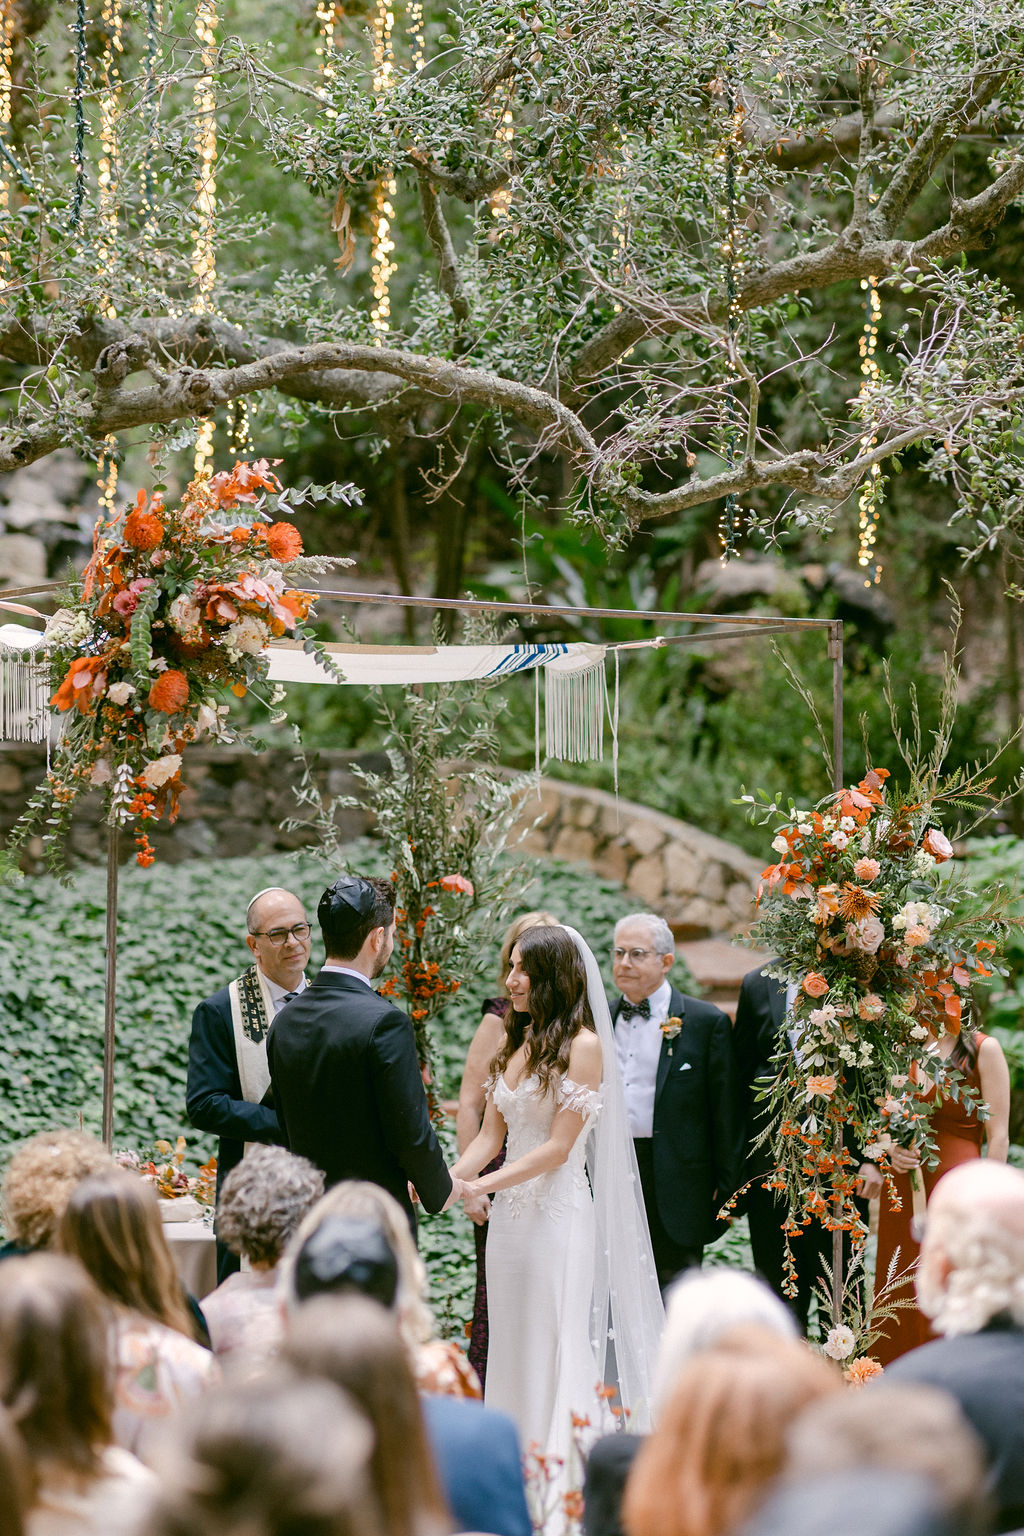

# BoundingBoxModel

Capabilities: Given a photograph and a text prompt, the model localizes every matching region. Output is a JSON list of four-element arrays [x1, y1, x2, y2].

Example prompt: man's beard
[[370, 948, 391, 980]]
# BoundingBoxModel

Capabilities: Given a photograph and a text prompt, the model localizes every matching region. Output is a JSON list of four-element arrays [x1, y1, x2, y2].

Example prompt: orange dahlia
[[123, 492, 165, 551], [266, 521, 304, 561], [148, 669, 189, 714]]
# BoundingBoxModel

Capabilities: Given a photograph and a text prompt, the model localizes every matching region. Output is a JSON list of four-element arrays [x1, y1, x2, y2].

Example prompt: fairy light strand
[[315, 0, 339, 118], [718, 71, 746, 561], [192, 0, 218, 475], [369, 0, 397, 340], [407, 0, 425, 73], [69, 0, 88, 232], [0, 1, 12, 283], [856, 274, 883, 585], [96, 0, 124, 515]]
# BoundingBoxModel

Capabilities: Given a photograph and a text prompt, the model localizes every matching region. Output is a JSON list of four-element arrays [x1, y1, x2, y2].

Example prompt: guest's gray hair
[[653, 1267, 798, 1419], [918, 1204, 1024, 1336], [216, 1147, 324, 1267], [614, 913, 675, 956]]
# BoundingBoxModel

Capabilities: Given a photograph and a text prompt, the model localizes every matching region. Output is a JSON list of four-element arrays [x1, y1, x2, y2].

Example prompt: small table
[[163, 1218, 218, 1300]]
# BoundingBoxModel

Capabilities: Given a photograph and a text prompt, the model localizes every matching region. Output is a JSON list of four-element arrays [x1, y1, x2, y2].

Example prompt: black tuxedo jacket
[[613, 986, 743, 1251], [266, 970, 452, 1222], [186, 982, 284, 1194]]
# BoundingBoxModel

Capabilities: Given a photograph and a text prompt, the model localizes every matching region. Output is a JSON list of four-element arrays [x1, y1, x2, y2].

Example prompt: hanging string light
[[718, 70, 746, 562], [191, 0, 218, 474], [229, 397, 252, 454], [406, 0, 425, 74], [96, 0, 124, 516], [489, 107, 514, 222], [369, 0, 397, 340], [140, 0, 163, 224], [856, 273, 883, 585], [0, 0, 12, 284], [315, 0, 339, 118]]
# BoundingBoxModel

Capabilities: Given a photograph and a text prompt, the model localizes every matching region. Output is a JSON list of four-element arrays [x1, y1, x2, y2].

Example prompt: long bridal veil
[[564, 926, 665, 1433]]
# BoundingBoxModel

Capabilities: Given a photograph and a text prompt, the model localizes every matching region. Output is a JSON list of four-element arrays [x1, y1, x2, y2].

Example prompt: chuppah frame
[[0, 579, 845, 1308]]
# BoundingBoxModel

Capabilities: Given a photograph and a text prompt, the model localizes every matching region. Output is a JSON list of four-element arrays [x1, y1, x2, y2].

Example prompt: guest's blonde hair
[[282, 1182, 435, 1348], [1, 1130, 113, 1250], [497, 910, 559, 994]]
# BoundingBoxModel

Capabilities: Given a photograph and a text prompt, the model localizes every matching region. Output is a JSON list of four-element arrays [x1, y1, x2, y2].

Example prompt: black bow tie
[[620, 997, 651, 1020]]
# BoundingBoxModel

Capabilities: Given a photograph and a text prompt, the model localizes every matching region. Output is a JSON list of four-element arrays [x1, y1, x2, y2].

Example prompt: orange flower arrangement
[[10, 460, 354, 875], [843, 1357, 883, 1387]]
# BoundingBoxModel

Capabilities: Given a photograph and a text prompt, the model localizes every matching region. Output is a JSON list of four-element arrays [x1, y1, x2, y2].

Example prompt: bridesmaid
[[873, 1016, 1010, 1365], [456, 909, 558, 1386]]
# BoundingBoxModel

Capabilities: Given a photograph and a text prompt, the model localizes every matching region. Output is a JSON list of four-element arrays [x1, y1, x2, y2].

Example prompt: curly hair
[[1, 1130, 114, 1250], [490, 924, 594, 1098], [217, 1147, 324, 1267]]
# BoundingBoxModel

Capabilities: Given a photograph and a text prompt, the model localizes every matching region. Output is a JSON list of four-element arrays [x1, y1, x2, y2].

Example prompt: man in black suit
[[883, 1160, 1024, 1535], [611, 913, 743, 1289], [733, 963, 881, 1330], [187, 885, 310, 1281], [267, 874, 465, 1228]]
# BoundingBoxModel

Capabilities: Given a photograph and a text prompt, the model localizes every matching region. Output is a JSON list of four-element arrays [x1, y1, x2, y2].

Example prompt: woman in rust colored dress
[[455, 909, 558, 1385], [873, 1024, 1010, 1365]]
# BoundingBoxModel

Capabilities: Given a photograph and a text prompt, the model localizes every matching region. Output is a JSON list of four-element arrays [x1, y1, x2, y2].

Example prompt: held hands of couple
[[441, 1175, 491, 1225]]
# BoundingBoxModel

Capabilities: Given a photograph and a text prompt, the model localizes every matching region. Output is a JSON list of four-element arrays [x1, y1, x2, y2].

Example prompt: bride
[[451, 924, 664, 1516]]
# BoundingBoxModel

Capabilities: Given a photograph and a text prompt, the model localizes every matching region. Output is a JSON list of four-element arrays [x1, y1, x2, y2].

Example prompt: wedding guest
[[611, 913, 743, 1286], [0, 1253, 156, 1536], [284, 1295, 451, 1536], [882, 1160, 1024, 1533], [785, 1383, 989, 1535], [455, 908, 558, 1384], [738, 1470, 958, 1536], [187, 886, 310, 1281], [733, 963, 881, 1330], [873, 1015, 1009, 1364], [0, 1129, 113, 1260], [585, 1270, 799, 1536], [0, 1401, 29, 1536], [139, 1374, 380, 1536], [282, 1179, 479, 1398], [622, 1326, 841, 1536], [60, 1169, 220, 1461], [201, 1145, 323, 1371], [281, 1188, 531, 1536]]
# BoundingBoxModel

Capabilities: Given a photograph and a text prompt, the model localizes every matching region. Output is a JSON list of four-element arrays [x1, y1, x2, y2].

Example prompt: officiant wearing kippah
[[611, 913, 743, 1289], [186, 887, 311, 1282]]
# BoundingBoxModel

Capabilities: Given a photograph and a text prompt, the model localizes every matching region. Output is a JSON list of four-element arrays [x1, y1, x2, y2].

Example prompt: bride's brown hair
[[490, 924, 595, 1097]]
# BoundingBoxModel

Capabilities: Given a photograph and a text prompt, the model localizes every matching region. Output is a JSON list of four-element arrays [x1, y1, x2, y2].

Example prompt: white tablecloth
[[163, 1219, 217, 1300]]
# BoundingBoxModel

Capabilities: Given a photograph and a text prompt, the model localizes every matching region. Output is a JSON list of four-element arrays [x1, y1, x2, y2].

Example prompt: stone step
[[676, 937, 773, 1018]]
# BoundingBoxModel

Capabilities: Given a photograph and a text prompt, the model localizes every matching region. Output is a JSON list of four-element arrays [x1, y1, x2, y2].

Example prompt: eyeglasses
[[252, 923, 311, 946], [614, 947, 656, 962]]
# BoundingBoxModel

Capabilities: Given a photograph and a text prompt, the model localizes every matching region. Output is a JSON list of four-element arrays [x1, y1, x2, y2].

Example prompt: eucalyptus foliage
[[1, 0, 1023, 561]]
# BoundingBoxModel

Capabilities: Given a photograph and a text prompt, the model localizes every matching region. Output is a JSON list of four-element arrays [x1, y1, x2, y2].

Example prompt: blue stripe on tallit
[[483, 644, 569, 676]]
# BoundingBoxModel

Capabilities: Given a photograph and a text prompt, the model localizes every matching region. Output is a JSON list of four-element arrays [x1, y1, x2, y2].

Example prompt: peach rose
[[847, 913, 885, 954], [853, 857, 881, 881], [802, 972, 829, 997], [858, 992, 885, 1020], [922, 828, 953, 863]]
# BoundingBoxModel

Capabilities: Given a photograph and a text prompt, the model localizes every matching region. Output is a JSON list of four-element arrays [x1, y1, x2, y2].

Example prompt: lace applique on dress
[[558, 1075, 602, 1120], [491, 1071, 601, 1219]]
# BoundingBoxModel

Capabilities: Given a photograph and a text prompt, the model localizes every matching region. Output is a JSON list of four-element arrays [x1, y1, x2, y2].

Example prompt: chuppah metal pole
[[829, 619, 845, 1321], [102, 823, 119, 1149]]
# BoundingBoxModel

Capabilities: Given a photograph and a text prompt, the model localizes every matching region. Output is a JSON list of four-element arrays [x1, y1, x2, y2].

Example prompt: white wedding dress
[[481, 929, 665, 1532], [485, 1070, 612, 1498]]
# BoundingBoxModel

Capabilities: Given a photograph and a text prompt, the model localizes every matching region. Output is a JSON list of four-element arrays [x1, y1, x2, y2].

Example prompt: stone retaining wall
[[1, 747, 759, 937]]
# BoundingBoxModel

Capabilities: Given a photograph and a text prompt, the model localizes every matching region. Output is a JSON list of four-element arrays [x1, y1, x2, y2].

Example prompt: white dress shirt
[[615, 977, 673, 1139], [320, 964, 372, 988], [261, 972, 307, 1015]]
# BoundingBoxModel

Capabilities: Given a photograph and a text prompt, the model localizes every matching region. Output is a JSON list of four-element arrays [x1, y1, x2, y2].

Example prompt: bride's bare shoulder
[[568, 1028, 602, 1082]]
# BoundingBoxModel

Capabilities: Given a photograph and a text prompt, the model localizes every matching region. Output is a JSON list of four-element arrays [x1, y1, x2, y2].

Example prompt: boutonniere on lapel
[[660, 1016, 683, 1055]]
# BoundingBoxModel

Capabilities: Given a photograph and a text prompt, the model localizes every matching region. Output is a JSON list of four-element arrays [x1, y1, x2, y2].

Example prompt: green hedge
[[0, 843, 698, 1330]]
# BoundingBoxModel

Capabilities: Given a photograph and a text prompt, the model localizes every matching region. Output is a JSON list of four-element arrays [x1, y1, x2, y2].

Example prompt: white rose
[[798, 823, 813, 837], [106, 681, 136, 705], [771, 835, 789, 855], [823, 1325, 856, 1361], [224, 615, 269, 655], [142, 753, 182, 789]]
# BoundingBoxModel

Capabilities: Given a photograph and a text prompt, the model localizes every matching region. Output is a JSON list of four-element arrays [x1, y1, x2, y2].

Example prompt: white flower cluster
[[221, 614, 269, 660], [892, 901, 941, 932], [44, 607, 92, 647]]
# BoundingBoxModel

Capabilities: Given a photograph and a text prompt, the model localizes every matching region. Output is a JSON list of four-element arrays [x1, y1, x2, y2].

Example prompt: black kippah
[[320, 875, 377, 921], [293, 1215, 400, 1309]]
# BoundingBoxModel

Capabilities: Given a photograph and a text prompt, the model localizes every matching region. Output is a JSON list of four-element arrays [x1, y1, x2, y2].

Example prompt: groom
[[611, 912, 743, 1288], [267, 874, 466, 1229]]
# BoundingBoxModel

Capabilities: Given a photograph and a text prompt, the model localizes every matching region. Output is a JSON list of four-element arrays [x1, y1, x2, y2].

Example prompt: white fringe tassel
[[544, 652, 606, 763], [0, 633, 49, 745]]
